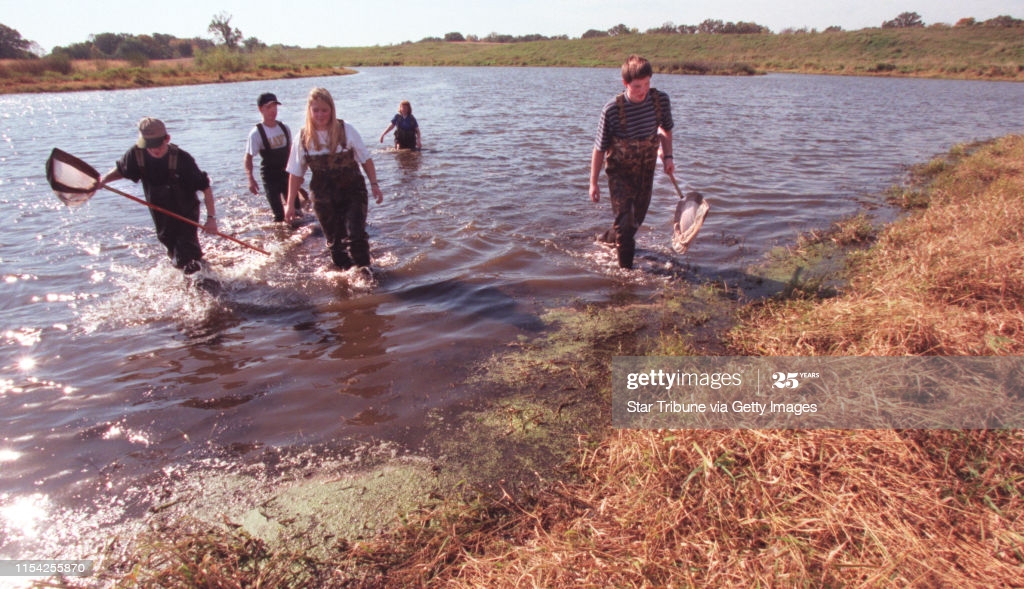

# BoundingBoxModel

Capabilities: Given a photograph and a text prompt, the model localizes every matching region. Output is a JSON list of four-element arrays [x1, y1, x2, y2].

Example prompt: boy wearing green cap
[[97, 117, 217, 275]]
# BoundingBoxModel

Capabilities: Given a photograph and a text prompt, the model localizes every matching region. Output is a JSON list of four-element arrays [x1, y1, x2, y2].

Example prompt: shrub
[[44, 52, 72, 75], [194, 47, 252, 73]]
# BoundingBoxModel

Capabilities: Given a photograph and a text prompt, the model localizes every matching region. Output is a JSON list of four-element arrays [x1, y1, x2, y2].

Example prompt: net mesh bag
[[46, 149, 99, 207], [672, 191, 710, 254]]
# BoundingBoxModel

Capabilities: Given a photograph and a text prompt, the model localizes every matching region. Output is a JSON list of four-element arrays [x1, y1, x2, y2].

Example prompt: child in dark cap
[[245, 92, 299, 221]]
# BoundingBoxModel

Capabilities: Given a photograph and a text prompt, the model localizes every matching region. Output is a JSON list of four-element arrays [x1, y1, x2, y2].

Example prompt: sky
[[3, 0, 1022, 53]]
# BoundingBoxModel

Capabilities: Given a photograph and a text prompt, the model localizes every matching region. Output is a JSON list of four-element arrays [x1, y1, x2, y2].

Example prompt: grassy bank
[[90, 136, 1024, 586], [301, 26, 1024, 80], [328, 136, 1024, 587], [3, 26, 1023, 95], [0, 49, 353, 94]]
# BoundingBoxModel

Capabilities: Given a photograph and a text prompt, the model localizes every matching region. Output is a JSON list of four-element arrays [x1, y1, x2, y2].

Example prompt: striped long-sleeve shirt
[[594, 89, 674, 152]]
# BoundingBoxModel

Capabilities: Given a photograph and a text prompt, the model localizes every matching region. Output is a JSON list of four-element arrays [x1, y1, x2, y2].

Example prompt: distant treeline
[[428, 12, 1024, 44], [53, 33, 212, 61], [50, 33, 300, 62]]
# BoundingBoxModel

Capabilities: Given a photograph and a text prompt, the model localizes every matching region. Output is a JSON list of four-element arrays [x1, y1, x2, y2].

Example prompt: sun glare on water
[[0, 493, 49, 540]]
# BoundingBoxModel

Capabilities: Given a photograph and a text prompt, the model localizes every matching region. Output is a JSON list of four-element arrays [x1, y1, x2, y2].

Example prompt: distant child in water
[[285, 87, 384, 273], [379, 100, 421, 150]]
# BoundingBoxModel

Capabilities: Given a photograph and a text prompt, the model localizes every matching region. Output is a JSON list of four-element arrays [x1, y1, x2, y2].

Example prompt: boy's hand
[[203, 216, 218, 234]]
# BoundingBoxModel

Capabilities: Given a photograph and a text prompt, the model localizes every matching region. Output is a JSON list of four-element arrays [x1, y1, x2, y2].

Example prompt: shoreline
[[0, 60, 355, 95], [85, 136, 1024, 586], [2, 61, 1019, 96], [2, 63, 1016, 96]]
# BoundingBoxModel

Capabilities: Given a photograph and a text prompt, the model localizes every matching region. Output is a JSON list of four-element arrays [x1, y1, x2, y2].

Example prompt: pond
[[1, 67, 1023, 560]]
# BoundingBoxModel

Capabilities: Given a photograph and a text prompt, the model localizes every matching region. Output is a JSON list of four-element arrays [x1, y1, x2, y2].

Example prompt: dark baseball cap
[[258, 93, 281, 107]]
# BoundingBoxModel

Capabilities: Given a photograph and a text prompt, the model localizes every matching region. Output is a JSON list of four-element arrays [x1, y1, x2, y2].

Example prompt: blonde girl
[[285, 88, 384, 271]]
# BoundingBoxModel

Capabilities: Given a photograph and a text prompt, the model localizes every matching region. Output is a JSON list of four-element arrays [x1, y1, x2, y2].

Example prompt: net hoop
[[672, 191, 710, 254], [46, 148, 100, 206]]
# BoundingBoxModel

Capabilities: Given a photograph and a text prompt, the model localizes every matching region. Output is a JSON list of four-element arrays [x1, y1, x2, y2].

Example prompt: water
[[2, 68, 1023, 562]]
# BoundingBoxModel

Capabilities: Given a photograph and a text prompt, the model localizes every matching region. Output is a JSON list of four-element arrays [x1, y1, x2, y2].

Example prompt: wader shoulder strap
[[255, 123, 290, 152], [615, 93, 627, 128], [132, 145, 178, 176], [337, 119, 347, 149], [651, 87, 664, 128], [256, 123, 270, 152]]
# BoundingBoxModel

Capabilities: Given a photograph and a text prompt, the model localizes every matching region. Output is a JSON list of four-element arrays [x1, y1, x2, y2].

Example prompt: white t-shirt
[[285, 122, 371, 177], [246, 122, 290, 157]]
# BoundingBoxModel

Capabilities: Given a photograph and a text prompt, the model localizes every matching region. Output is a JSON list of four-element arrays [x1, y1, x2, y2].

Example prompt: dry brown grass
[[731, 135, 1024, 356], [105, 429, 1022, 588], [344, 429, 1022, 587], [0, 58, 352, 94]]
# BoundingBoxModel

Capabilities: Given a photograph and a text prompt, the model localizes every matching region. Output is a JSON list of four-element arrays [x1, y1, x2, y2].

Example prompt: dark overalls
[[134, 146, 203, 269], [604, 90, 664, 269], [391, 114, 419, 150], [305, 121, 371, 269], [255, 122, 294, 222]]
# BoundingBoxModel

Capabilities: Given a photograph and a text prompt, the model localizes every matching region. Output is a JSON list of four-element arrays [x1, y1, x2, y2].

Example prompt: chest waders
[[393, 117, 417, 150], [603, 90, 664, 269], [134, 146, 202, 269], [256, 123, 294, 221], [304, 121, 371, 269]]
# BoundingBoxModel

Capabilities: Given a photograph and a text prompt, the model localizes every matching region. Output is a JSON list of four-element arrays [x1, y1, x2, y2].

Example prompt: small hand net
[[46, 148, 100, 207], [672, 191, 710, 254]]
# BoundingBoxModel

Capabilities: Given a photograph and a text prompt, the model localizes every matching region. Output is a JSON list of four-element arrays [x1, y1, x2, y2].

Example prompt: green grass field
[[3, 26, 1022, 94], [294, 26, 1024, 79]]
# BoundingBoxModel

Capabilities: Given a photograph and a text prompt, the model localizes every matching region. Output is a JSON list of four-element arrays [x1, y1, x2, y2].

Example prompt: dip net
[[46, 148, 99, 207], [672, 191, 710, 254]]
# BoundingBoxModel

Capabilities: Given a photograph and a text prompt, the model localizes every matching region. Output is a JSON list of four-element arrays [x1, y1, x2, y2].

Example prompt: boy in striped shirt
[[589, 55, 675, 269]]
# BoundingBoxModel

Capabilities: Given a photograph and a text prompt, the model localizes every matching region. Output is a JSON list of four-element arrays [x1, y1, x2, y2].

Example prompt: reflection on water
[[2, 68, 1024, 562]]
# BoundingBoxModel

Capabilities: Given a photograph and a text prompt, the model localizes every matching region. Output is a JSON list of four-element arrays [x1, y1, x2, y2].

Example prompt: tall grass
[[730, 136, 1024, 356], [0, 53, 73, 77], [4, 25, 1023, 94], [193, 47, 254, 73], [342, 429, 1021, 587]]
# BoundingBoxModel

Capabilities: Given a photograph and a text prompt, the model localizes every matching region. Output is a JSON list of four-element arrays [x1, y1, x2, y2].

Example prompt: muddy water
[[2, 68, 1024, 564]]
